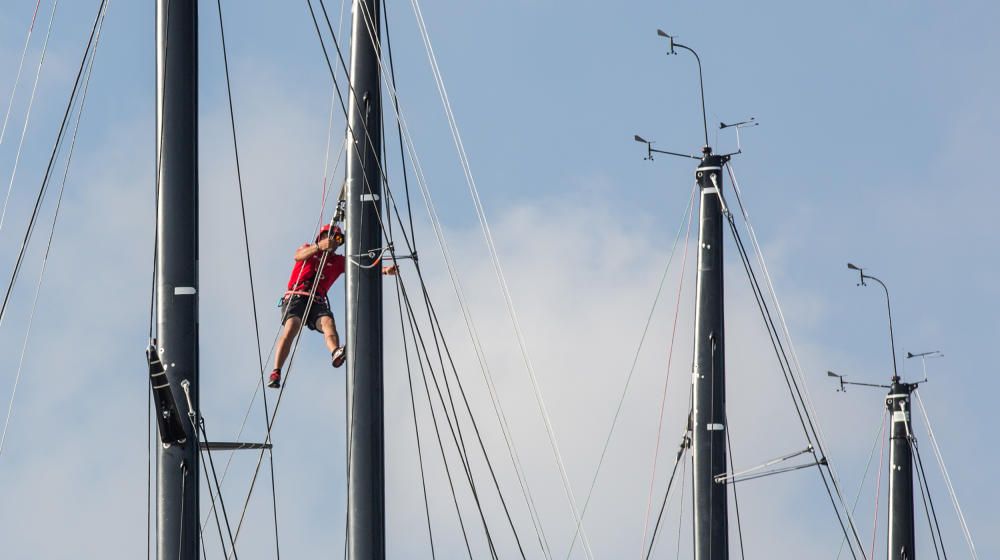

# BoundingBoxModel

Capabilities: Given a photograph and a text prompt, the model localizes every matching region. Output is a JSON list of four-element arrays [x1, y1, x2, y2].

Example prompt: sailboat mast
[[887, 379, 916, 559], [691, 147, 729, 560], [155, 0, 200, 558], [344, 0, 385, 557]]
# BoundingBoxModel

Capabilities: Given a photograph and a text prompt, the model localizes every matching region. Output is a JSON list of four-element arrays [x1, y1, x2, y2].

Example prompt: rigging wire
[[311, 2, 542, 555], [913, 390, 979, 559], [379, 122, 535, 557], [314, 0, 349, 233], [0, 0, 43, 144], [178, 462, 188, 560], [636, 185, 696, 555], [405, 2, 596, 554], [377, 99, 515, 557], [393, 273, 437, 559], [399, 276, 477, 559], [200, 437, 235, 558], [314, 0, 556, 552], [220, 1, 547, 555], [219, 66, 354, 545], [868, 410, 887, 560], [0, 0, 108, 346], [721, 165, 868, 558], [725, 164, 868, 553], [835, 409, 887, 560], [228, 230, 341, 551], [198, 419, 240, 559], [355, 2, 554, 550], [203, 0, 351, 538], [905, 413, 947, 560], [643, 425, 690, 560], [911, 437, 944, 560], [396, 273, 511, 559], [0, 0, 59, 233], [382, 44, 537, 560], [227, 130, 365, 550], [208, 138, 346, 508], [380, 0, 417, 245], [416, 273, 533, 558], [0, 0, 110, 459], [354, 5, 573, 556], [721, 184, 862, 557], [725, 415, 746, 560], [212, 1, 282, 556], [674, 449, 689, 559], [148, 387, 154, 560]]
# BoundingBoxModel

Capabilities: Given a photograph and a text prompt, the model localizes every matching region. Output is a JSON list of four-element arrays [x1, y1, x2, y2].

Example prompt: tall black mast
[[155, 0, 200, 558], [691, 148, 729, 560], [345, 0, 385, 557], [638, 33, 731, 559], [845, 265, 916, 559], [887, 379, 916, 560], [651, 32, 731, 560]]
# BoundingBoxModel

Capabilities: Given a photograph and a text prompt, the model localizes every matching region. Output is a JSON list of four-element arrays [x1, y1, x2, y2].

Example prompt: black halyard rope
[[177, 463, 186, 560], [643, 426, 690, 560], [380, 0, 417, 245], [414, 272, 529, 558], [393, 272, 437, 558], [726, 414, 746, 560], [213, 1, 282, 557], [911, 436, 947, 559], [912, 441, 943, 560], [719, 166, 867, 559], [725, 204, 863, 558], [203, 3, 536, 558], [396, 276, 500, 559], [399, 276, 475, 558], [200, 440, 232, 557], [307, 2, 533, 556], [199, 419, 239, 558], [0, 0, 109, 344]]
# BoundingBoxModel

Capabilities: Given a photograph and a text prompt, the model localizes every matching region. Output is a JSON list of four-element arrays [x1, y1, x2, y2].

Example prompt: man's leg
[[315, 315, 340, 353], [274, 316, 303, 371]]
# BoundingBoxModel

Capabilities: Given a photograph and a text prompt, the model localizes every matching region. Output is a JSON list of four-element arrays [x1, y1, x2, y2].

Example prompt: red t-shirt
[[286, 245, 346, 299]]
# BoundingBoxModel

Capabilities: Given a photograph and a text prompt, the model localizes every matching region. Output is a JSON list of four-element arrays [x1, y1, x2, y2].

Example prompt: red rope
[[870, 411, 888, 559], [639, 185, 697, 554]]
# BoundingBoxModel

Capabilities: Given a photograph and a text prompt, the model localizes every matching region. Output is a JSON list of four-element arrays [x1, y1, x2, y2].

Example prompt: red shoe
[[332, 347, 346, 368], [267, 369, 281, 389]]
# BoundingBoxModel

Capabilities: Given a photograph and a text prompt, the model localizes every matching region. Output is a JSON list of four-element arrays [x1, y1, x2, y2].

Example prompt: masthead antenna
[[657, 30, 709, 148]]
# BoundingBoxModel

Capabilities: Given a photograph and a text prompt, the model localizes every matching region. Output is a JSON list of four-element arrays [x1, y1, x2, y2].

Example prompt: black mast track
[[692, 148, 729, 560], [345, 0, 385, 557], [155, 0, 200, 558], [887, 380, 916, 560]]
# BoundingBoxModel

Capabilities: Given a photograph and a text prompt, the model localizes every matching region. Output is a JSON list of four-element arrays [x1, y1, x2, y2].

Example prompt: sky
[[0, 0, 997, 559]]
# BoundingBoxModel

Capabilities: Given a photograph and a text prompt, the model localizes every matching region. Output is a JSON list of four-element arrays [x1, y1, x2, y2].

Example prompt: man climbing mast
[[268, 223, 396, 388]]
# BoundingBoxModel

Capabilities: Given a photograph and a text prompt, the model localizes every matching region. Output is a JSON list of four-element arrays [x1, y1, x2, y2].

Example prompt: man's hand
[[382, 264, 399, 276], [316, 237, 334, 252]]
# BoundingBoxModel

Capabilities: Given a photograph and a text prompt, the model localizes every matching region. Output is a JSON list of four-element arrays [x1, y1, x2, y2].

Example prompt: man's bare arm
[[294, 238, 333, 261]]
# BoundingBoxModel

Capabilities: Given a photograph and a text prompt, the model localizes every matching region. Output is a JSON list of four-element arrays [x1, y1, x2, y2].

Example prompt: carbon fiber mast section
[[155, 0, 200, 557], [692, 148, 729, 560], [345, 0, 385, 557], [887, 380, 916, 560]]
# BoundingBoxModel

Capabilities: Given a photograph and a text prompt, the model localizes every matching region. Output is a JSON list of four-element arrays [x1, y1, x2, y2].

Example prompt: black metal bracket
[[633, 134, 700, 161], [147, 344, 187, 446], [827, 370, 891, 393], [199, 441, 273, 451]]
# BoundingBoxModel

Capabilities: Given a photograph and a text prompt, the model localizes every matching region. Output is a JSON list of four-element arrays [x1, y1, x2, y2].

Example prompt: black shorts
[[281, 295, 333, 331]]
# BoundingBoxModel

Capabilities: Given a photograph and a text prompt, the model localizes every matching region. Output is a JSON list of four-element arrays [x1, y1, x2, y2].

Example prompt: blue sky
[[0, 1, 996, 558]]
